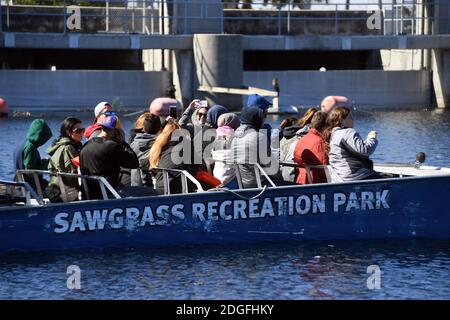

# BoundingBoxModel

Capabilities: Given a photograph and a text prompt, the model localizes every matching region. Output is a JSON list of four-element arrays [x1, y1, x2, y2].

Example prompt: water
[[1, 108, 450, 299]]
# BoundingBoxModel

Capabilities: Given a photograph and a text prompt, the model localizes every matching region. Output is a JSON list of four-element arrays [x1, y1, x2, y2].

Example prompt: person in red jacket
[[294, 111, 328, 184]]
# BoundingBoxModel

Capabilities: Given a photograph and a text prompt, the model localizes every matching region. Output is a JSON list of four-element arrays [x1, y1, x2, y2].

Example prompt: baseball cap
[[246, 94, 272, 111], [101, 115, 118, 130], [94, 101, 112, 118]]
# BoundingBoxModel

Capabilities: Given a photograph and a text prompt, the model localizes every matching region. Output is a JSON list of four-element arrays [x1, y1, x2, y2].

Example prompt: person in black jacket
[[80, 115, 139, 200]]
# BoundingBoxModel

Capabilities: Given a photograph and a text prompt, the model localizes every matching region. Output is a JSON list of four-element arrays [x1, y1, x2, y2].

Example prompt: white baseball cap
[[94, 101, 112, 118]]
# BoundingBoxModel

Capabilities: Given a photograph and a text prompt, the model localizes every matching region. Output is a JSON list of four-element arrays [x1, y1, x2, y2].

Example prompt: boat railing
[[15, 170, 122, 201], [279, 162, 333, 183], [150, 168, 204, 195], [0, 179, 44, 206]]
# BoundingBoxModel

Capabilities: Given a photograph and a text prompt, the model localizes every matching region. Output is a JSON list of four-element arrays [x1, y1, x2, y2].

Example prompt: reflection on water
[[1, 240, 450, 299], [1, 109, 450, 299]]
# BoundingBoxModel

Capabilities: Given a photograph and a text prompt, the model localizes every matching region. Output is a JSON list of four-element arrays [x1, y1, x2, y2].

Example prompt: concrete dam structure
[[1, 0, 450, 111]]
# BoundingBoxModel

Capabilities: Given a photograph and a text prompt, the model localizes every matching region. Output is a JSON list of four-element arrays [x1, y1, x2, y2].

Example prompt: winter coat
[[14, 119, 52, 172], [279, 125, 310, 182], [80, 138, 139, 199], [130, 132, 158, 186], [328, 127, 378, 181], [153, 139, 193, 195], [46, 137, 82, 201], [293, 128, 328, 184], [231, 108, 276, 188]]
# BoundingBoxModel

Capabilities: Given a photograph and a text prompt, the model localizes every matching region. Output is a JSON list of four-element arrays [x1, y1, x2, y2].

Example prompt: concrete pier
[[193, 34, 243, 109]]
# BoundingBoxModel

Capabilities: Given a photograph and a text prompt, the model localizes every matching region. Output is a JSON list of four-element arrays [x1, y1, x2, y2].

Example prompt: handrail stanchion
[[254, 165, 263, 189], [163, 170, 170, 195], [98, 180, 109, 200], [32, 172, 43, 198]]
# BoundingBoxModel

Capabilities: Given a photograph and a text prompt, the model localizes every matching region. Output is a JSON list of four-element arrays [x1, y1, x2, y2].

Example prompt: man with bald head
[[320, 96, 349, 113]]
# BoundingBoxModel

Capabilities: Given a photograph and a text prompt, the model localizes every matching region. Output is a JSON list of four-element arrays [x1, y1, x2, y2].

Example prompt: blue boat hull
[[1, 175, 450, 252]]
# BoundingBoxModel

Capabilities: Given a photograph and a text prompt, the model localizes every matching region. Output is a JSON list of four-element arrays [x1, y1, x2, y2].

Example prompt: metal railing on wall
[[0, 0, 447, 36]]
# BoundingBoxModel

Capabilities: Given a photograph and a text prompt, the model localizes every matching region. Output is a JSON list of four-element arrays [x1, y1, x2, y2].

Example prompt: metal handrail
[[0, 179, 44, 205], [15, 169, 121, 201], [151, 167, 204, 195], [0, 0, 445, 36], [279, 161, 331, 184]]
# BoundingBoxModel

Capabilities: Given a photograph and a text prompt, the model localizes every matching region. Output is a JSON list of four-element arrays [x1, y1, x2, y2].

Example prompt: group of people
[[13, 94, 380, 202]]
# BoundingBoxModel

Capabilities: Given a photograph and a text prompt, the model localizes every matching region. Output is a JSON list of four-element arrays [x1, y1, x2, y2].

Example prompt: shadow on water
[[1, 239, 450, 299]]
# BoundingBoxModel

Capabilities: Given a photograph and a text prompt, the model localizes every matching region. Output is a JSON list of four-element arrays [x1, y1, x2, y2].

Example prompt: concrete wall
[[0, 70, 170, 110], [244, 70, 431, 108], [380, 49, 425, 70]]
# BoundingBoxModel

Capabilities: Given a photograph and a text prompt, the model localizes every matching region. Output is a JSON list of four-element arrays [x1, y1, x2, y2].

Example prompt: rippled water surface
[[0, 109, 449, 299]]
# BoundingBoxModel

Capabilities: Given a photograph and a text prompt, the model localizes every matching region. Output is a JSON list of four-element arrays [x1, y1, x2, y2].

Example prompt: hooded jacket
[[279, 124, 310, 182], [130, 132, 158, 186], [179, 106, 205, 136], [46, 137, 82, 201], [14, 119, 52, 172], [212, 113, 240, 184], [231, 108, 276, 188], [329, 127, 378, 181], [206, 105, 228, 129], [293, 128, 328, 184]]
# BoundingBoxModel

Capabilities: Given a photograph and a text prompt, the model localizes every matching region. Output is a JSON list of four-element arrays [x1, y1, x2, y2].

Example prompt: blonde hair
[[149, 121, 180, 169], [134, 112, 150, 131], [298, 108, 318, 127]]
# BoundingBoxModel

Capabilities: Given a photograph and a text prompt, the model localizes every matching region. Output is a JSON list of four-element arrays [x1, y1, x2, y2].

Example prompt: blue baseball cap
[[246, 94, 272, 111], [101, 115, 118, 130]]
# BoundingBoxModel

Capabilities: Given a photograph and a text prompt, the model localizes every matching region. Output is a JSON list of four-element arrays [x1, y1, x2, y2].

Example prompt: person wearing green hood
[[13, 118, 53, 191], [46, 117, 84, 202]]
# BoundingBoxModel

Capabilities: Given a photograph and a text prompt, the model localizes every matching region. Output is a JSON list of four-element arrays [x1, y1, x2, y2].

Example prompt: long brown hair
[[323, 107, 351, 156], [298, 108, 318, 127], [149, 120, 180, 169], [134, 112, 150, 131]]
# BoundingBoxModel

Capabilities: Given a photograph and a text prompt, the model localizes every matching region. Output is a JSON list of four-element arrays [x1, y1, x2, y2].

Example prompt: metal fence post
[[184, 0, 187, 34], [63, 0, 67, 34], [124, 0, 129, 33], [392, 0, 394, 35], [106, 0, 110, 33], [0, 1, 3, 33], [287, 0, 291, 35], [278, 6, 281, 35], [400, 0, 404, 34], [335, 4, 338, 35]]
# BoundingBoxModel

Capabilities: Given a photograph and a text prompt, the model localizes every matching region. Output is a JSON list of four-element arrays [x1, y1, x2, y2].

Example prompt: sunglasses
[[104, 111, 116, 116], [197, 112, 206, 118], [72, 127, 85, 134]]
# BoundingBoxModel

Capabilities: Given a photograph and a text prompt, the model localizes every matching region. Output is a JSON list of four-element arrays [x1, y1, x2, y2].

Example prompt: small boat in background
[[1, 162, 450, 253]]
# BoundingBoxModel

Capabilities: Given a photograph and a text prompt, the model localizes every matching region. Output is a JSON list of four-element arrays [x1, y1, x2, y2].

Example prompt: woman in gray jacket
[[323, 107, 379, 181]]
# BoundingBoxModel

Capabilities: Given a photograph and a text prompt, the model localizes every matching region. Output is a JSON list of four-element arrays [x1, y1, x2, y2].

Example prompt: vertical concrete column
[[431, 49, 450, 108], [193, 34, 243, 110]]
